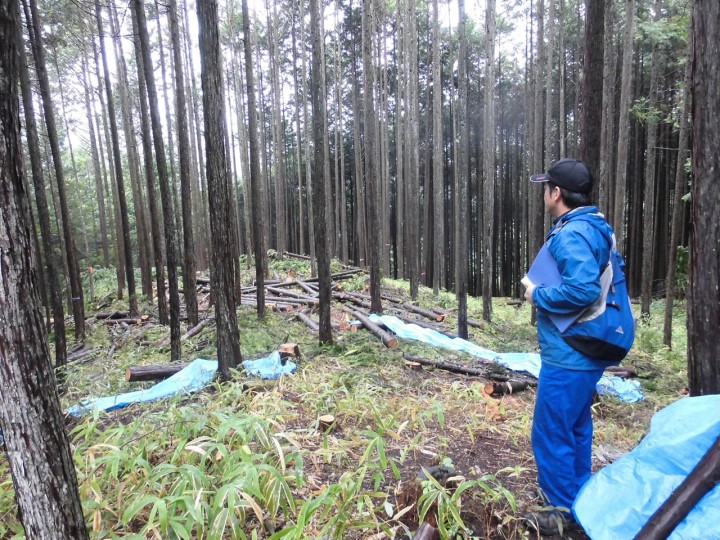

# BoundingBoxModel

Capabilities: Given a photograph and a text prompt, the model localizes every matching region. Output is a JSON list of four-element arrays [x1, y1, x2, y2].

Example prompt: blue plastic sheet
[[367, 314, 643, 403], [67, 358, 218, 416], [242, 351, 297, 380], [68, 353, 298, 416], [573, 395, 720, 539]]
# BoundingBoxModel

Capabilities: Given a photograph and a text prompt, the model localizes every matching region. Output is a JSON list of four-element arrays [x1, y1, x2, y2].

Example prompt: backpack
[[545, 210, 636, 362], [561, 245, 636, 361]]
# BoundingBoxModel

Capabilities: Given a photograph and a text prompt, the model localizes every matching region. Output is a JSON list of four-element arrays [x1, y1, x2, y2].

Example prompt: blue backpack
[[562, 246, 636, 361], [548, 213, 636, 362]]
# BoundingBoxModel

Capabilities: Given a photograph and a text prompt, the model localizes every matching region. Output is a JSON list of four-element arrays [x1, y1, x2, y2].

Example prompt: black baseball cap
[[530, 158, 593, 194]]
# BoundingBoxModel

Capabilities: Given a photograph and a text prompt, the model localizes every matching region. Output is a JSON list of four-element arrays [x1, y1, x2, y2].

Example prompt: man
[[523, 158, 619, 535]]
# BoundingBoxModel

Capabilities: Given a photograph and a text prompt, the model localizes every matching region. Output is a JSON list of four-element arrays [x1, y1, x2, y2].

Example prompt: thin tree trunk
[[432, 0, 443, 295], [168, 0, 199, 326], [363, 0, 382, 313], [309, 0, 333, 344], [133, 0, 181, 359], [25, 0, 86, 338], [613, 0, 635, 253], [482, 0, 497, 322], [241, 0, 267, 318], [18, 17, 66, 368], [456, 0, 469, 339], [95, 0, 138, 317], [663, 27, 691, 348], [639, 0, 662, 317]]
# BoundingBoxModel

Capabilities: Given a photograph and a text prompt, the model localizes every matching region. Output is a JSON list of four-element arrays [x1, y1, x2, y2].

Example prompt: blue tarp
[[574, 395, 720, 539], [368, 314, 643, 403], [242, 351, 297, 380], [67, 358, 218, 416], [67, 353, 297, 416]]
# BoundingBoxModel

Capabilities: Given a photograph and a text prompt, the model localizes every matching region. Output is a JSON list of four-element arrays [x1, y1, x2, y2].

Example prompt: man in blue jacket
[[523, 158, 617, 535]]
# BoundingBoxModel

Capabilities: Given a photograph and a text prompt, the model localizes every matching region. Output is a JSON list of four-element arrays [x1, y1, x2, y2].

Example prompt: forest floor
[[0, 257, 689, 539]]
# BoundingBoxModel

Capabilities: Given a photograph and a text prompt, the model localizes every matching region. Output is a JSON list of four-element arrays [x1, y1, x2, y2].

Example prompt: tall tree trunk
[[580, 0, 604, 181], [18, 16, 66, 368], [241, 0, 267, 318], [168, 0, 199, 327], [133, 0, 181, 359], [131, 7, 169, 324], [663, 26, 691, 348], [363, 0, 382, 313], [640, 0, 663, 317], [613, 0, 635, 253], [432, 0, 443, 295], [198, 0, 242, 379], [0, 6, 88, 533], [688, 0, 720, 395], [310, 0, 333, 344], [482, 0, 497, 322], [599, 0, 617, 221], [24, 0, 86, 338], [81, 54, 110, 269], [95, 0, 138, 317], [109, 0, 153, 299], [404, 0, 420, 299], [456, 0, 469, 339]]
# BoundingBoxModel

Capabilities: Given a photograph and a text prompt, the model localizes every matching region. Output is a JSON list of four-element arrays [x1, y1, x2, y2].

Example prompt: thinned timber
[[633, 434, 720, 540], [296, 311, 319, 332], [484, 380, 531, 397], [126, 363, 188, 382], [344, 308, 398, 348], [403, 354, 537, 386]]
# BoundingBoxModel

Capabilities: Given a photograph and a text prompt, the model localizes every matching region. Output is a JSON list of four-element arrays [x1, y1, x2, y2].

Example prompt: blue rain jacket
[[532, 206, 618, 370]]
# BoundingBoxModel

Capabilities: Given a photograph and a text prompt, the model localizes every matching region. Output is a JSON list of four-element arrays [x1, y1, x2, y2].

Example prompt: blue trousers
[[531, 363, 604, 514]]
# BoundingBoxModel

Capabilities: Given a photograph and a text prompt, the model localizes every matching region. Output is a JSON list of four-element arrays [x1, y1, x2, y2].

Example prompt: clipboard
[[524, 244, 581, 333]]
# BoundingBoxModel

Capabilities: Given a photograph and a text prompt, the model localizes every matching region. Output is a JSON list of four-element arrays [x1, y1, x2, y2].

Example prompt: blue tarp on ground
[[67, 358, 218, 416], [573, 395, 720, 539], [368, 314, 643, 403], [67, 353, 297, 416]]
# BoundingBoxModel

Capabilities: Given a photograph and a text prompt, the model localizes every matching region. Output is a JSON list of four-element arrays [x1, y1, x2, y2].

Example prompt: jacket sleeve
[[532, 225, 603, 314]]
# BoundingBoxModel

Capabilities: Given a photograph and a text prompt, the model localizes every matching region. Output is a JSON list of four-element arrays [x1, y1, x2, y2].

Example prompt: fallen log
[[633, 434, 720, 540], [283, 251, 311, 261], [182, 317, 214, 341], [296, 311, 319, 332], [402, 303, 445, 322], [483, 380, 531, 397], [126, 363, 188, 382], [403, 354, 537, 386], [100, 316, 151, 325], [94, 310, 129, 320], [344, 308, 398, 349]]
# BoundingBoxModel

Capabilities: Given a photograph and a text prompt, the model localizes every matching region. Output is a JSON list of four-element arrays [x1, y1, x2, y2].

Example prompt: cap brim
[[530, 173, 549, 183]]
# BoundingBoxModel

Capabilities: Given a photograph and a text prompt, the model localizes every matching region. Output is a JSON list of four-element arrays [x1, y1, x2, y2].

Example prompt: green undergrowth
[[0, 261, 688, 539]]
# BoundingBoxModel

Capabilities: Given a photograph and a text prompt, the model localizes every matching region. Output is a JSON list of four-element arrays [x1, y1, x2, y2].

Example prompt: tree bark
[[456, 0, 469, 339], [688, 0, 720, 395], [0, 6, 88, 533], [199, 0, 242, 379], [580, 0, 604, 180], [309, 0, 333, 344]]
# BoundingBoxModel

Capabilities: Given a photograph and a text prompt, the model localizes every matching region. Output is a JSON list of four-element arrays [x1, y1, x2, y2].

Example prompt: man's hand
[[524, 283, 536, 306]]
